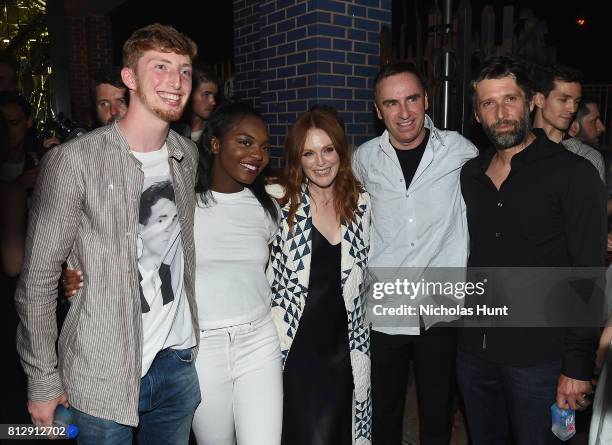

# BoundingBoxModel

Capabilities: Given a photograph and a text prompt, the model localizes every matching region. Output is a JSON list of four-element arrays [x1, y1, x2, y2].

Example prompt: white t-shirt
[[132, 144, 196, 376], [190, 129, 203, 143], [194, 188, 278, 330]]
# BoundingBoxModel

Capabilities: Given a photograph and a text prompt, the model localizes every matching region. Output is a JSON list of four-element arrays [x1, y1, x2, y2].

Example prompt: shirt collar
[[111, 122, 185, 161]]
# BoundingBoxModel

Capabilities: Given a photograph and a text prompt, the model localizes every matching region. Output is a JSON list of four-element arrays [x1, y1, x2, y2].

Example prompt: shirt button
[[410, 242, 415, 247], [409, 218, 414, 223], [405, 192, 410, 197], [497, 202, 503, 207], [126, 232, 131, 237], [495, 232, 501, 238]]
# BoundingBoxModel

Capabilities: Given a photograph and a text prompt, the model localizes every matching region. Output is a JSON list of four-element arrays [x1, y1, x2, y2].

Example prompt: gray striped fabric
[[14, 123, 199, 426]]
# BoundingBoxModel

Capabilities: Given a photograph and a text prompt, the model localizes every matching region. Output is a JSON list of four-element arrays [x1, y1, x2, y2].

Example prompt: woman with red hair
[[267, 107, 372, 445]]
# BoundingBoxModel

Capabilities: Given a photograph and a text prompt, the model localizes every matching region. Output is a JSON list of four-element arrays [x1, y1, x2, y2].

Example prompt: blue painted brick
[[270, 147, 284, 159], [333, 63, 353, 75], [354, 65, 379, 78], [380, 0, 392, 10], [247, 87, 261, 98], [261, 91, 277, 103], [269, 79, 286, 90], [332, 88, 353, 99], [278, 90, 297, 101], [368, 31, 379, 43], [287, 52, 307, 65], [313, 0, 346, 14], [318, 74, 345, 86], [347, 76, 366, 88], [333, 38, 352, 51], [288, 100, 307, 112], [287, 2, 307, 17], [315, 50, 345, 63], [298, 37, 332, 51], [270, 124, 286, 134], [287, 77, 307, 88], [347, 123, 367, 134], [241, 80, 254, 89], [268, 33, 286, 46], [278, 66, 296, 78], [260, 2, 275, 15], [297, 62, 318, 75], [297, 12, 318, 27], [310, 24, 346, 38], [235, 54, 247, 65], [353, 111, 372, 123], [278, 42, 296, 54], [347, 4, 366, 17], [278, 18, 296, 33], [348, 100, 366, 111], [354, 18, 379, 32], [260, 24, 275, 36], [287, 27, 307, 41], [267, 10, 285, 25], [317, 87, 332, 97], [298, 87, 318, 99], [355, 0, 380, 7], [347, 53, 366, 64], [313, 98, 345, 110], [368, 7, 391, 22], [355, 89, 373, 100], [279, 113, 297, 123], [277, 0, 296, 8], [348, 29, 366, 41], [333, 14, 352, 27], [269, 56, 286, 68], [368, 55, 380, 66], [354, 41, 378, 55], [261, 70, 276, 81], [307, 74, 318, 86], [239, 25, 253, 37]]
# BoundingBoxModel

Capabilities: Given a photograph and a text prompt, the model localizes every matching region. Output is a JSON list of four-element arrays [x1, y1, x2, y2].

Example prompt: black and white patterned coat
[[266, 184, 372, 444]]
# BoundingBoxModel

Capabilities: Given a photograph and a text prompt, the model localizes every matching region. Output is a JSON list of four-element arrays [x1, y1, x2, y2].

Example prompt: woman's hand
[[62, 268, 83, 297]]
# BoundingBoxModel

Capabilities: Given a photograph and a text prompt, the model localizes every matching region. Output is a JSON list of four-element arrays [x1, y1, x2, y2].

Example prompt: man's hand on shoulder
[[556, 374, 592, 411], [28, 393, 69, 426]]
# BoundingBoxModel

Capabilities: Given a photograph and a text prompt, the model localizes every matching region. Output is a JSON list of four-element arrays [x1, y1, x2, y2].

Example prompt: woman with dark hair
[[266, 107, 372, 445], [190, 100, 282, 445]]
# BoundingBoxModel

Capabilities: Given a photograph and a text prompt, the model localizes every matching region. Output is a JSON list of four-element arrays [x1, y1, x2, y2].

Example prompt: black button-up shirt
[[459, 129, 607, 379]]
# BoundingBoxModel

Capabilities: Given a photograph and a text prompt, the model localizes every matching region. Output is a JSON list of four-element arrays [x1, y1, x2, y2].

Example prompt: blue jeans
[[71, 347, 201, 445], [456, 350, 562, 445]]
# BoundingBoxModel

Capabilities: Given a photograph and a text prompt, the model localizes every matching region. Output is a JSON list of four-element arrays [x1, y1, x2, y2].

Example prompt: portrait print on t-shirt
[[137, 178, 181, 313]]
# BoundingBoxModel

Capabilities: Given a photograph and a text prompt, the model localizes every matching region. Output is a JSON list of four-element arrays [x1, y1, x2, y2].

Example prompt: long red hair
[[279, 108, 362, 230]]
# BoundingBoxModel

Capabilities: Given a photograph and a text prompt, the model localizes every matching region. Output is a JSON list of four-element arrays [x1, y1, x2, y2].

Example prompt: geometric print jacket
[[266, 184, 372, 444]]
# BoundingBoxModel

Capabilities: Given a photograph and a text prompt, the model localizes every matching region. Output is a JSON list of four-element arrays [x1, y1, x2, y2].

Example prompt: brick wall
[[233, 0, 392, 166], [65, 8, 114, 125]]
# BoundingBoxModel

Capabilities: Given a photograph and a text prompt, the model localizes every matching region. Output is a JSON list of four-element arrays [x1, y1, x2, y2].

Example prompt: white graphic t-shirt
[[132, 145, 195, 377]]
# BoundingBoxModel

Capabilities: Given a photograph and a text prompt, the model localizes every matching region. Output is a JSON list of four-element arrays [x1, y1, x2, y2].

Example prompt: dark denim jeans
[[71, 347, 200, 445], [456, 350, 563, 445]]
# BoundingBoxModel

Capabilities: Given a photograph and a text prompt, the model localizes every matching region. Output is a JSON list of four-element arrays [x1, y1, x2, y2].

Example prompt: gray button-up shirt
[[561, 137, 605, 183], [353, 115, 477, 334], [15, 123, 199, 426]]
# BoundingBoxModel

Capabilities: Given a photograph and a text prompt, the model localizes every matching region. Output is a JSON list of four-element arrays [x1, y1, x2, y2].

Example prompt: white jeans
[[192, 313, 283, 445]]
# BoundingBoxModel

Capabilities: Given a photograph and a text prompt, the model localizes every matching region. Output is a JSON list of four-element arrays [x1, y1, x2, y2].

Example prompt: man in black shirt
[[458, 56, 607, 444]]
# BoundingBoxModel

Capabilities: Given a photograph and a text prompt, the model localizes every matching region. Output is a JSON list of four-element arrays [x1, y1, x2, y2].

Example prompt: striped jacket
[[266, 184, 372, 444], [14, 123, 199, 426]]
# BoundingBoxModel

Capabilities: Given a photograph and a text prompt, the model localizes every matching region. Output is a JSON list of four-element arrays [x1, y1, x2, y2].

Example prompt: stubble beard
[[481, 108, 531, 149], [135, 81, 185, 123]]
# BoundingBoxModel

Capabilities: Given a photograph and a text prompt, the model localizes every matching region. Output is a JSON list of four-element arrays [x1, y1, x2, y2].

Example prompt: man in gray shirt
[[353, 62, 477, 445], [15, 24, 200, 444]]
